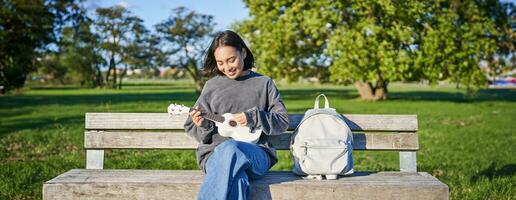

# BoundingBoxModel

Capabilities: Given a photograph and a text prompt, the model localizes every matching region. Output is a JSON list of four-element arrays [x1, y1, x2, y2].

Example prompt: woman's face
[[214, 45, 247, 79]]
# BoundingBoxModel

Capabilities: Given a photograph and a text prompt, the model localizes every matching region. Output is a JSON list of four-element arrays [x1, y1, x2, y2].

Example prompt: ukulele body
[[215, 113, 262, 143]]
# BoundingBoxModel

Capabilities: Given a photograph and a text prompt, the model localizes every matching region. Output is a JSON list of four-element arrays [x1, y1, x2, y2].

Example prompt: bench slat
[[84, 131, 418, 150], [43, 169, 448, 200], [86, 113, 418, 132]]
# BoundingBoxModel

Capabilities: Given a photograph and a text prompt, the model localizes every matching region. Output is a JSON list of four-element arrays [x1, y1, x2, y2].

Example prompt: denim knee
[[215, 140, 240, 154], [207, 140, 249, 171]]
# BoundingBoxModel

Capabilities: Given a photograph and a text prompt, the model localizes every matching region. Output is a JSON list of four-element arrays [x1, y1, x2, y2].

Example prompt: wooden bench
[[43, 113, 449, 199]]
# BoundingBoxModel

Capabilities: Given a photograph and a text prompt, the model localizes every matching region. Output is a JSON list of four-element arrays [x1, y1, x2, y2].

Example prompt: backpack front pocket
[[299, 139, 349, 175]]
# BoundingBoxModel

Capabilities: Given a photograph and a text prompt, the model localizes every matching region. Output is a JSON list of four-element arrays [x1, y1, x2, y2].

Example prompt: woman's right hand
[[190, 106, 204, 127]]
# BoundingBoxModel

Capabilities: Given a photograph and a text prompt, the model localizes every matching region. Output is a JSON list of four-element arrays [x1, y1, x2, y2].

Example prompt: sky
[[85, 0, 250, 32]]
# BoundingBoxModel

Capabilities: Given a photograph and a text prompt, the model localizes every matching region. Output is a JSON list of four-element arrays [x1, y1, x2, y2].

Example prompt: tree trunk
[[194, 73, 204, 97], [94, 63, 104, 88], [373, 80, 388, 100], [354, 81, 375, 100], [0, 63, 13, 95], [183, 58, 204, 97], [118, 64, 128, 90], [105, 57, 112, 83], [105, 54, 115, 85], [354, 80, 388, 101], [112, 62, 117, 89]]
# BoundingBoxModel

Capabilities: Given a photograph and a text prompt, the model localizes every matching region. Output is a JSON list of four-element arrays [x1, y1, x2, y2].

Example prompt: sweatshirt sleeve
[[184, 87, 215, 144], [244, 79, 289, 136]]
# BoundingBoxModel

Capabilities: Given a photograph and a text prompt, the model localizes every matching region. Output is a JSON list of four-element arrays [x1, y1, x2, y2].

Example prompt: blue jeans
[[198, 140, 271, 200]]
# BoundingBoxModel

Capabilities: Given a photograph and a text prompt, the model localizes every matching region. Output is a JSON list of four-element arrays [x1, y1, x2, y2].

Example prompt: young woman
[[184, 30, 289, 200]]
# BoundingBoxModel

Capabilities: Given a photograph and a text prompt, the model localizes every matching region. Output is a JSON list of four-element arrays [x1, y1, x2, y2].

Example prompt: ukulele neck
[[189, 107, 225, 123]]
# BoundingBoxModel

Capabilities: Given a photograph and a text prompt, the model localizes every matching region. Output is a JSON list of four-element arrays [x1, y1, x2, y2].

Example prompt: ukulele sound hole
[[229, 120, 237, 127]]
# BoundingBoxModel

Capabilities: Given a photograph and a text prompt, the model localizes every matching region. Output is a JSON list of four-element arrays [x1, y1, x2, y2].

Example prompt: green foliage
[[0, 81, 515, 199], [238, 0, 514, 99], [415, 0, 510, 91], [95, 5, 149, 89], [60, 21, 104, 87], [37, 53, 68, 84], [146, 34, 170, 70], [0, 0, 83, 93], [154, 7, 216, 94], [238, 0, 336, 82], [123, 20, 152, 70], [33, 17, 105, 87], [327, 0, 424, 84]]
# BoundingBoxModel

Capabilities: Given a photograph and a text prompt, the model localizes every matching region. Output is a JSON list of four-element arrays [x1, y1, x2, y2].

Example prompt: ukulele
[[168, 104, 262, 143]]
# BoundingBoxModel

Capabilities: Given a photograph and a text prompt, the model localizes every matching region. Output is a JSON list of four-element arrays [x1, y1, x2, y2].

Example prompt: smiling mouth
[[227, 68, 237, 75]]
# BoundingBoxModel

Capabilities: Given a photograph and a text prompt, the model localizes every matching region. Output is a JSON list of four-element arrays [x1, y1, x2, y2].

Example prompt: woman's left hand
[[232, 113, 247, 126]]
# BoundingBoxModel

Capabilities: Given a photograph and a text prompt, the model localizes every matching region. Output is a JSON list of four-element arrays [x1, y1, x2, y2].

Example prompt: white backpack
[[291, 94, 354, 180]]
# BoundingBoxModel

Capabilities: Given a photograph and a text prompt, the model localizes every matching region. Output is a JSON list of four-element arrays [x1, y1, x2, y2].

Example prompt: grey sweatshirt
[[184, 71, 289, 172]]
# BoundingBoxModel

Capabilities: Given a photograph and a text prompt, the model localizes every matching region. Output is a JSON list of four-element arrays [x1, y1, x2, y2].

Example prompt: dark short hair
[[203, 30, 254, 76]]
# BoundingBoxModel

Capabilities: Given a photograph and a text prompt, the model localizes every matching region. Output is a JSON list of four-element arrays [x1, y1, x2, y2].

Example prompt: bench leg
[[86, 150, 104, 169], [399, 151, 417, 172]]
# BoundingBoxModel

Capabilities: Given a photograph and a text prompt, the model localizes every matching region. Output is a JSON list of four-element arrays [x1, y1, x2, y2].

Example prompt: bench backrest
[[84, 113, 418, 172]]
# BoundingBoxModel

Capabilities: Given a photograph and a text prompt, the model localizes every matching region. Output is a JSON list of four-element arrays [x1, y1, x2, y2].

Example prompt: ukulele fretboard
[[189, 108, 225, 123]]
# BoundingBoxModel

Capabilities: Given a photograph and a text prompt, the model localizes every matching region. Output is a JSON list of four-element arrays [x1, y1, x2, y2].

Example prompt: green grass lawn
[[1, 80, 515, 200]]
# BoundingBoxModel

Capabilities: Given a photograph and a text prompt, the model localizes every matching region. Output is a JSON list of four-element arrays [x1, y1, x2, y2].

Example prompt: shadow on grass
[[0, 90, 197, 136], [280, 88, 356, 100], [121, 82, 192, 87], [0, 110, 30, 120], [0, 115, 83, 137], [280, 87, 515, 103], [389, 89, 516, 102], [0, 86, 512, 109], [471, 163, 516, 182], [29, 86, 84, 90], [29, 84, 194, 91], [0, 91, 197, 109]]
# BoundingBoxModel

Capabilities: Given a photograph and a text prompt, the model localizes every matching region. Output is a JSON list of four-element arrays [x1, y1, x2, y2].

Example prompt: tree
[[0, 0, 82, 93], [59, 21, 105, 87], [327, 1, 424, 100], [481, 1, 515, 82], [236, 1, 334, 82], [119, 17, 151, 89], [155, 7, 215, 95], [32, 4, 104, 87], [238, 0, 513, 100], [146, 34, 170, 71], [414, 0, 513, 91], [94, 5, 143, 89]]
